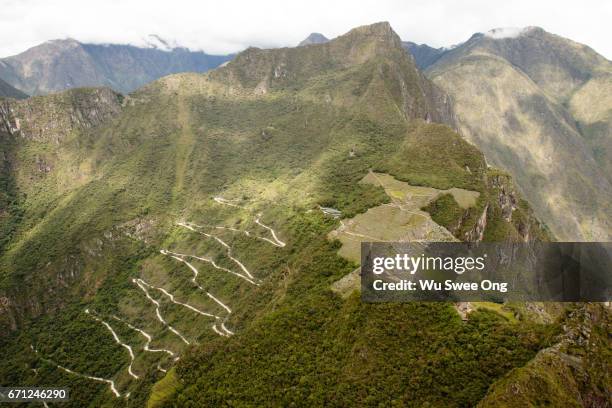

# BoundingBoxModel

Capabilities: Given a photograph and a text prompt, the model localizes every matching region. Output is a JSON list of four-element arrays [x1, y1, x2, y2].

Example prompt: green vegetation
[[377, 123, 487, 191], [479, 304, 611, 407], [0, 135, 23, 254], [0, 22, 572, 407], [148, 368, 181, 408], [422, 193, 463, 231], [165, 212, 554, 407]]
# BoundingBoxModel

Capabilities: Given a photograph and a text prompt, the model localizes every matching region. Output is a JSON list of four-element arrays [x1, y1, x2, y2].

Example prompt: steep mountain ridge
[[0, 22, 600, 408], [0, 39, 232, 95], [0, 21, 472, 342], [427, 27, 612, 241], [433, 27, 612, 101], [209, 22, 455, 126]]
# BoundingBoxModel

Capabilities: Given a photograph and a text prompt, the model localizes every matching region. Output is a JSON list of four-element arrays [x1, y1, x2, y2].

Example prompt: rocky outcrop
[[491, 174, 518, 222], [0, 100, 19, 135], [464, 204, 488, 242], [2, 87, 123, 143]]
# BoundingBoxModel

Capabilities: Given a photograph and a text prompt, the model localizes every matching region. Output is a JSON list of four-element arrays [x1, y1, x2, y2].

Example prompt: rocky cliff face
[[446, 172, 542, 243], [0, 87, 125, 331], [0, 87, 123, 143]]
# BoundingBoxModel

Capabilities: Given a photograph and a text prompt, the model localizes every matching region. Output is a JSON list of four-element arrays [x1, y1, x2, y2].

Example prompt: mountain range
[[0, 22, 609, 407], [0, 37, 232, 95]]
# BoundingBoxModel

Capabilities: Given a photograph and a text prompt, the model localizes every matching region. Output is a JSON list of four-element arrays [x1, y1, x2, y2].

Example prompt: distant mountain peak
[[298, 33, 329, 47]]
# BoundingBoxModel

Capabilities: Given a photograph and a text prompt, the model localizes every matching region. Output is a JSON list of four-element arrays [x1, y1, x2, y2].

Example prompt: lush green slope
[[166, 211, 553, 407], [0, 22, 594, 408]]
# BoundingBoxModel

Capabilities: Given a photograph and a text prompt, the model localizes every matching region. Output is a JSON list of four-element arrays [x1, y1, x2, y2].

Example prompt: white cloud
[[0, 0, 610, 58]]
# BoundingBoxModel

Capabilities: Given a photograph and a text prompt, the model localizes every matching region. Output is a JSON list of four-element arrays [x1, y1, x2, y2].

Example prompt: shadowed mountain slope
[[403, 41, 448, 70], [0, 77, 27, 99]]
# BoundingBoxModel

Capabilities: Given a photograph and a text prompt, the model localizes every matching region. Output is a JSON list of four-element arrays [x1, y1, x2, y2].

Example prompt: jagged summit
[[207, 22, 453, 125], [298, 33, 329, 46], [221, 21, 409, 80], [343, 21, 401, 46]]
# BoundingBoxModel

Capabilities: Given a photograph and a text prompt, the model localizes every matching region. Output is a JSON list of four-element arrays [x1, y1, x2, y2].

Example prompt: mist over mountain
[[0, 38, 232, 95]]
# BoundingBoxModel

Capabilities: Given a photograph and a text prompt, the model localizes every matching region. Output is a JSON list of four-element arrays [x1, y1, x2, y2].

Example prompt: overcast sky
[[1, 0, 611, 59]]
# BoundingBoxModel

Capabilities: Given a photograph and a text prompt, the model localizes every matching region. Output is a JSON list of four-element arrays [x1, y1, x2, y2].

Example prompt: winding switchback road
[[177, 222, 257, 281], [133, 278, 191, 345], [213, 196, 245, 208], [134, 277, 231, 338], [255, 215, 286, 247], [212, 196, 286, 248], [31, 346, 121, 398], [111, 315, 176, 359], [85, 309, 139, 380], [161, 248, 258, 285]]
